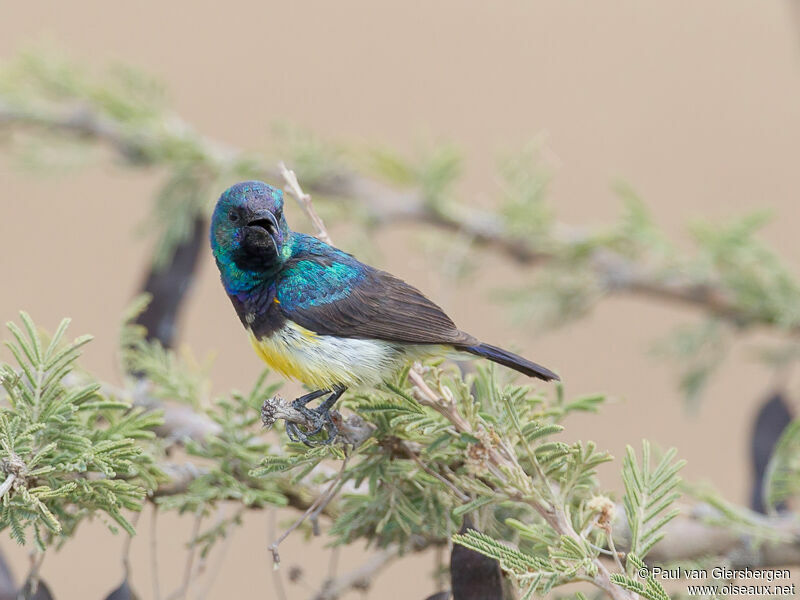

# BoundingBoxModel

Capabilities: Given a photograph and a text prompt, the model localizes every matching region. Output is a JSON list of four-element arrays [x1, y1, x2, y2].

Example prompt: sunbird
[[210, 181, 559, 445]]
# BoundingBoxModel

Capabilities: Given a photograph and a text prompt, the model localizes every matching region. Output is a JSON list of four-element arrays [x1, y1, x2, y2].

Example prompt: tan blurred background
[[2, 1, 800, 598]]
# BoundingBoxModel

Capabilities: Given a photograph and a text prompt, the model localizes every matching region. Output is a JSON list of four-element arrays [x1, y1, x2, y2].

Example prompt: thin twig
[[279, 161, 334, 246], [401, 443, 470, 502], [121, 510, 142, 579], [308, 470, 349, 534], [268, 509, 289, 600], [326, 547, 341, 583], [150, 504, 162, 600], [23, 551, 46, 598], [606, 526, 626, 573], [196, 507, 243, 600], [195, 505, 226, 580], [165, 510, 203, 600], [269, 456, 350, 566], [433, 544, 447, 592]]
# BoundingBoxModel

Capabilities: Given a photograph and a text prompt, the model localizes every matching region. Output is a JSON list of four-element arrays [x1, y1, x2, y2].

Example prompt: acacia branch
[[88, 371, 800, 596], [408, 367, 634, 600], [0, 101, 782, 333], [132, 165, 799, 597], [126, 362, 800, 578], [630, 505, 800, 568], [6, 99, 800, 597], [260, 394, 375, 447], [146, 410, 800, 571]]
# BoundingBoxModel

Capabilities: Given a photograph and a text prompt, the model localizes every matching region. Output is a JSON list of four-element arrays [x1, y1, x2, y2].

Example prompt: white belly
[[249, 321, 435, 389]]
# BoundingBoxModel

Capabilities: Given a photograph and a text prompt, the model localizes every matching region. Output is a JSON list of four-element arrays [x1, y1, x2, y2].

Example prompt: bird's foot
[[285, 388, 344, 447], [285, 412, 338, 446]]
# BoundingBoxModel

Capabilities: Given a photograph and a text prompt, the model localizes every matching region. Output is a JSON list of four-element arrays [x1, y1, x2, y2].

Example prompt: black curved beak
[[246, 210, 279, 246]]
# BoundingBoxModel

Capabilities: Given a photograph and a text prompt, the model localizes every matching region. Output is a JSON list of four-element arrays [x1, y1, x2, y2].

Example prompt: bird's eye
[[229, 212, 239, 223]]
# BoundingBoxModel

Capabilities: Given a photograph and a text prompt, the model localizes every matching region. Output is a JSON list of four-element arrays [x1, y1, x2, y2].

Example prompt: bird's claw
[[286, 397, 340, 447]]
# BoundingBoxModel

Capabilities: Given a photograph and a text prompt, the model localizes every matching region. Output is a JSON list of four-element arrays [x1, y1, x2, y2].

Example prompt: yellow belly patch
[[248, 321, 408, 389], [249, 324, 317, 382], [248, 322, 346, 388]]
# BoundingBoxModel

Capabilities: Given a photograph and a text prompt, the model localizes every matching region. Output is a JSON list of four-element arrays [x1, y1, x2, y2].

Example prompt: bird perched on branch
[[210, 181, 559, 445]]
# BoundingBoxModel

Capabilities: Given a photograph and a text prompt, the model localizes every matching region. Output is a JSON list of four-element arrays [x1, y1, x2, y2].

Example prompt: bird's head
[[210, 181, 290, 293]]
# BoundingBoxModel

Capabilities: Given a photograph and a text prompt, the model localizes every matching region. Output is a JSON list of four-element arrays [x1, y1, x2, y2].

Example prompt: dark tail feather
[[461, 343, 560, 382]]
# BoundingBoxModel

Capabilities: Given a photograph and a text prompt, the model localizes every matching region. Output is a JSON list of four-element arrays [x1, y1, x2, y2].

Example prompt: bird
[[210, 180, 559, 445]]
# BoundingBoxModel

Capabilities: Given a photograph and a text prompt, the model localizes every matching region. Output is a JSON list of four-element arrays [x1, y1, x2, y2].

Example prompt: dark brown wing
[[277, 258, 476, 346]]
